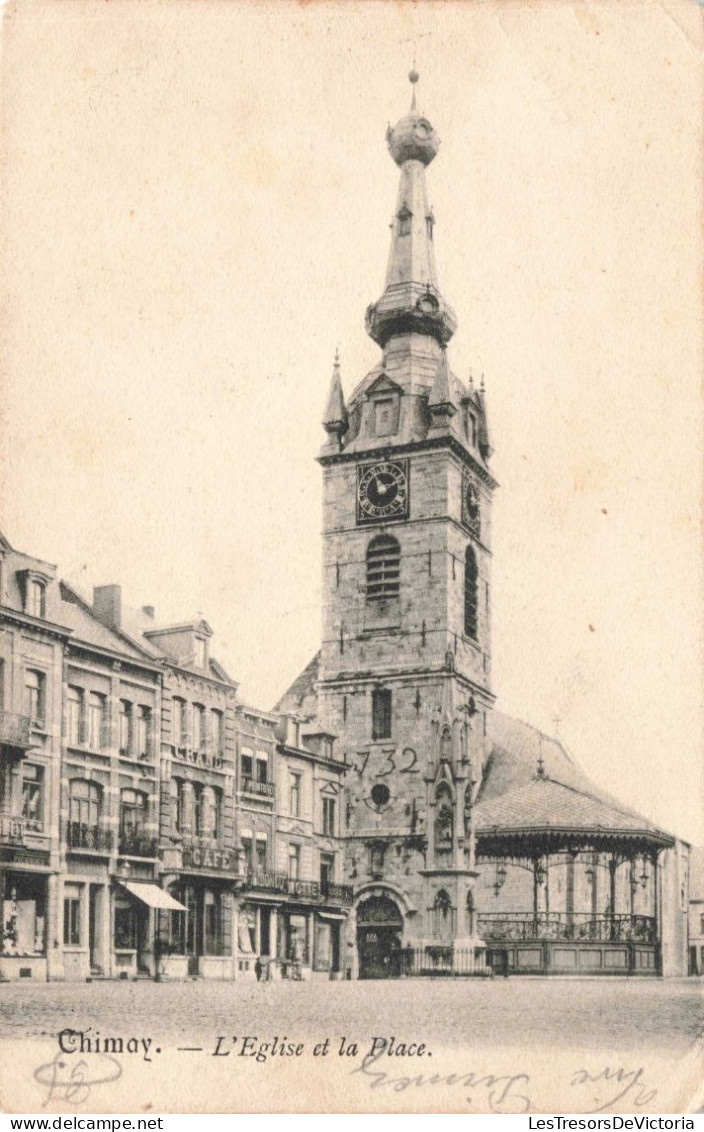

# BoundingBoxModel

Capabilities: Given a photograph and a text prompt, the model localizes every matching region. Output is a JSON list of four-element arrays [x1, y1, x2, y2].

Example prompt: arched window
[[464, 547, 478, 640], [366, 535, 400, 600], [27, 580, 46, 618], [120, 789, 147, 838]]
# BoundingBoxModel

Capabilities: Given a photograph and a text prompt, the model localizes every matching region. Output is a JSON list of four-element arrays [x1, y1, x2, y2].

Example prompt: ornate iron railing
[[0, 711, 32, 750], [321, 881, 354, 906], [65, 821, 113, 853], [477, 911, 657, 944], [119, 831, 159, 858], [400, 946, 488, 977]]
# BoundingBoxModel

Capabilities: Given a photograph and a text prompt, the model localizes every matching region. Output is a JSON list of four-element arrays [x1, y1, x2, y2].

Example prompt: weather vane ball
[[409, 68, 420, 85]]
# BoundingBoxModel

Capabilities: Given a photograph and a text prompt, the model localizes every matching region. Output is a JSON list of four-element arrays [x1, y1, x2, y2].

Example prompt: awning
[[119, 882, 187, 912], [317, 911, 347, 922]]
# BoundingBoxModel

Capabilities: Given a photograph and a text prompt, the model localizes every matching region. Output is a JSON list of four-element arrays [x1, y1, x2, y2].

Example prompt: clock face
[[357, 461, 409, 524]]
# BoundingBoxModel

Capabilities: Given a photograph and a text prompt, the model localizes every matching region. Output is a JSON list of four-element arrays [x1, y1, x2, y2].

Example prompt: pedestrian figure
[[254, 956, 262, 982]]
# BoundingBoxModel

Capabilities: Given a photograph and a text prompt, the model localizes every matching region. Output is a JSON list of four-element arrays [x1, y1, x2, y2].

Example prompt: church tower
[[318, 73, 497, 977]]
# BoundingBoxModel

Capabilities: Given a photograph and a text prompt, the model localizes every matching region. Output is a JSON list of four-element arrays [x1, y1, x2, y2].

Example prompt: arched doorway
[[356, 894, 404, 979]]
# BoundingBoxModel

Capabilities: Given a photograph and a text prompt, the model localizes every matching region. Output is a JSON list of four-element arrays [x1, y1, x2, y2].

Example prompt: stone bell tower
[[317, 72, 497, 977]]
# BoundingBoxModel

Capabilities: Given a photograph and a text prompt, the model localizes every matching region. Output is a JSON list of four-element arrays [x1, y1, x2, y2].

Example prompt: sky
[[0, 0, 702, 844]]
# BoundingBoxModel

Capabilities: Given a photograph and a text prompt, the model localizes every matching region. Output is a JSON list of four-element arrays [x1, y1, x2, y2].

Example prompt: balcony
[[0, 711, 33, 755], [65, 821, 113, 854], [242, 777, 275, 799], [321, 881, 354, 906], [118, 831, 159, 859]]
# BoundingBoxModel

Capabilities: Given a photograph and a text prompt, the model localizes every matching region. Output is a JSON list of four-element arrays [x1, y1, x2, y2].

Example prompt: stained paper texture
[[0, 0, 702, 1116]]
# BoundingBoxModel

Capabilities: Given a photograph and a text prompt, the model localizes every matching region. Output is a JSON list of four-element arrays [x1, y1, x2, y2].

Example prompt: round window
[[371, 783, 391, 808]]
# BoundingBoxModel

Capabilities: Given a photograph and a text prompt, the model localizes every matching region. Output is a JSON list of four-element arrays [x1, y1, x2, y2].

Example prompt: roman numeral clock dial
[[356, 460, 409, 524]]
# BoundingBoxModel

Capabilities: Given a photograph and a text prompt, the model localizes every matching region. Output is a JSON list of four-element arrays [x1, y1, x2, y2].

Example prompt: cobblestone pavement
[[0, 978, 702, 1054]]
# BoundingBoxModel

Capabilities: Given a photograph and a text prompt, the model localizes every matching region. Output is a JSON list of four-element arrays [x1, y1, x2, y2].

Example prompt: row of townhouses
[[0, 532, 351, 982]]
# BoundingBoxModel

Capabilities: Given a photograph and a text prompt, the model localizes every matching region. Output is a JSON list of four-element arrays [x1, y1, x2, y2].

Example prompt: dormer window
[[463, 405, 478, 446], [374, 398, 394, 437], [19, 571, 50, 618], [27, 580, 46, 618], [195, 637, 206, 669]]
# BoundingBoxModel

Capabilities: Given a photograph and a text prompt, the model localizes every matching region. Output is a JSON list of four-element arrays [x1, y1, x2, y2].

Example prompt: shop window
[[255, 834, 267, 871], [288, 843, 301, 880], [87, 692, 107, 750], [371, 688, 392, 740], [204, 891, 222, 956], [290, 772, 301, 817], [114, 902, 138, 950], [21, 764, 44, 831], [24, 670, 46, 728], [322, 796, 336, 837], [136, 706, 152, 759], [119, 700, 133, 756], [67, 686, 83, 746], [287, 913, 309, 964], [63, 885, 81, 947], [3, 874, 46, 955]]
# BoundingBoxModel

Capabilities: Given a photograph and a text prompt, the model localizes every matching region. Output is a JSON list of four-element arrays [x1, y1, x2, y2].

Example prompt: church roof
[[274, 651, 321, 719]]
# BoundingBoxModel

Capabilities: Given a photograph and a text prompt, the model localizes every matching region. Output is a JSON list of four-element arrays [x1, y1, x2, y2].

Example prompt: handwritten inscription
[[34, 1050, 122, 1107]]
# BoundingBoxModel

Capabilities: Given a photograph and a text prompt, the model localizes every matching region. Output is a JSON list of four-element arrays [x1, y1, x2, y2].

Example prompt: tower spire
[[365, 75, 457, 349], [322, 347, 348, 447]]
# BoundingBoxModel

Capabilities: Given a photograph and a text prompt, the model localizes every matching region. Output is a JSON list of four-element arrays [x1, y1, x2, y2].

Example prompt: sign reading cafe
[[182, 844, 236, 872]]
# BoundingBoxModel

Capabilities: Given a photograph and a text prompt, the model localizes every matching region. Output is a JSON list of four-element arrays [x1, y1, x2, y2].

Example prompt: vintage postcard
[[0, 0, 702, 1116]]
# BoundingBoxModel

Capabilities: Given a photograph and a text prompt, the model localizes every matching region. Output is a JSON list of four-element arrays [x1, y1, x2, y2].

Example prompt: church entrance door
[[356, 894, 404, 980]]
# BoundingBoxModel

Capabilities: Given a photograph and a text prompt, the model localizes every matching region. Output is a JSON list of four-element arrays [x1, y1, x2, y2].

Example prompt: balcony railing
[[244, 872, 354, 905], [477, 911, 657, 944], [0, 813, 26, 846], [65, 821, 113, 853], [0, 711, 33, 752], [321, 881, 354, 906], [242, 777, 275, 798], [119, 831, 159, 858]]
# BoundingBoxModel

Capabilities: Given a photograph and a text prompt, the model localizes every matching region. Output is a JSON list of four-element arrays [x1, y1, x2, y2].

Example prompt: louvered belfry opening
[[366, 534, 400, 599]]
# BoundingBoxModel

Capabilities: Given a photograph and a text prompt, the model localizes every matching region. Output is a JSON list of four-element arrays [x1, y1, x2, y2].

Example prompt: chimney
[[93, 584, 122, 629], [142, 605, 155, 619]]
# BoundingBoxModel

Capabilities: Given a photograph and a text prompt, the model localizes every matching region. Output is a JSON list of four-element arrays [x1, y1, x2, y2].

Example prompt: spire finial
[[480, 373, 486, 394], [409, 66, 419, 111]]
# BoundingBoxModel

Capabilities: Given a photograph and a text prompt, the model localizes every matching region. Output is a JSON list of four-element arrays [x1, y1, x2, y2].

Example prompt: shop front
[[0, 862, 51, 981], [159, 841, 240, 979], [239, 873, 350, 980]]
